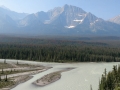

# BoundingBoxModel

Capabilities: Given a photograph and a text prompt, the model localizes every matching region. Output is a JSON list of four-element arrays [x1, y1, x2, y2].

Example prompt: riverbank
[[0, 60, 51, 90], [1, 75, 33, 90], [0, 68, 51, 90]]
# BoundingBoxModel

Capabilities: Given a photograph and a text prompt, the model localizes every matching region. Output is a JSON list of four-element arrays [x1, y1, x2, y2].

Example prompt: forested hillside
[[0, 36, 120, 62]]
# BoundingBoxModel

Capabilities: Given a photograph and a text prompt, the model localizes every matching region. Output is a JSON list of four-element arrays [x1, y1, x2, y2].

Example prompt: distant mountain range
[[0, 4, 120, 36]]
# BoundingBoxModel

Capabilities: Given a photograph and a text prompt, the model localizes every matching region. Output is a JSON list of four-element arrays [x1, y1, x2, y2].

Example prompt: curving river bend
[[0, 59, 119, 90]]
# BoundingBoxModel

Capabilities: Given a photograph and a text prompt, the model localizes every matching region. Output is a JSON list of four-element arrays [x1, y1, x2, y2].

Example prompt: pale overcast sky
[[0, 0, 119, 20]]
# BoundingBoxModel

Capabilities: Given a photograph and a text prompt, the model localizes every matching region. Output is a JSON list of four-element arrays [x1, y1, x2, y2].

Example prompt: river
[[0, 59, 119, 90]]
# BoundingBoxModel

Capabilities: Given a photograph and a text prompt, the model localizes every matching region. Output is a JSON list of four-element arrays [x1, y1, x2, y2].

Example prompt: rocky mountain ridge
[[0, 4, 120, 36]]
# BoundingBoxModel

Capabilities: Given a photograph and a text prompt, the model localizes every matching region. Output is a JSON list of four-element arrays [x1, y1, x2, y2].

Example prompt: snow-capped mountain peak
[[0, 4, 120, 36], [109, 15, 120, 25]]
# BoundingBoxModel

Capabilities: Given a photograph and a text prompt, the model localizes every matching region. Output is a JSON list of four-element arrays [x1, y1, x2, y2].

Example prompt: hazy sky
[[0, 0, 119, 20]]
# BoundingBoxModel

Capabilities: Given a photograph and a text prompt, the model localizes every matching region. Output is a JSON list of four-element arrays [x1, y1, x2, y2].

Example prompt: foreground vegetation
[[99, 65, 120, 90]]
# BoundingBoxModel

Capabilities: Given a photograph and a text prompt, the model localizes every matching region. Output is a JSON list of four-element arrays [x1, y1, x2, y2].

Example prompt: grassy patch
[[0, 68, 42, 75], [17, 63, 42, 68], [0, 79, 15, 88], [0, 63, 13, 69]]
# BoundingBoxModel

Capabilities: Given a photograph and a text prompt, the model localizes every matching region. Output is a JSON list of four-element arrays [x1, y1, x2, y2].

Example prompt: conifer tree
[[90, 85, 93, 90], [5, 74, 8, 82], [4, 59, 6, 64], [1, 68, 4, 74], [0, 75, 1, 81]]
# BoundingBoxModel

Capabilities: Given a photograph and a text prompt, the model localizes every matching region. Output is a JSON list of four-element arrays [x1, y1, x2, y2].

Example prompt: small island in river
[[33, 68, 74, 86]]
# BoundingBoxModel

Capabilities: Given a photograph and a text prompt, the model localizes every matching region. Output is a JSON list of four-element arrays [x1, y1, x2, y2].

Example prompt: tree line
[[0, 43, 120, 62]]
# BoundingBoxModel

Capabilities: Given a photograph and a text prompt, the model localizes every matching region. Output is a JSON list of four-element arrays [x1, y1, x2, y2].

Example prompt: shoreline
[[33, 68, 74, 87], [0, 75, 33, 90], [10, 75, 33, 90], [0, 67, 51, 90]]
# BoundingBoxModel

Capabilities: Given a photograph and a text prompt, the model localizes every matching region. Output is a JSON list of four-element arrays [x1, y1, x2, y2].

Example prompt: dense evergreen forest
[[0, 36, 120, 62], [99, 65, 120, 90]]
